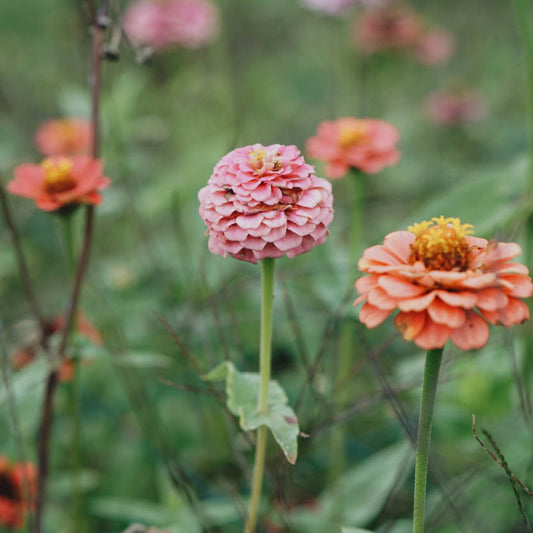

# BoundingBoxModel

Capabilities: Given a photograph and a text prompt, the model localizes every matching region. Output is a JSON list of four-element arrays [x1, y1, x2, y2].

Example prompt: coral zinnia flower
[[306, 117, 400, 179], [0, 458, 36, 529], [123, 0, 219, 50], [354, 217, 533, 350], [198, 144, 334, 263], [8, 156, 110, 212], [34, 118, 91, 156]]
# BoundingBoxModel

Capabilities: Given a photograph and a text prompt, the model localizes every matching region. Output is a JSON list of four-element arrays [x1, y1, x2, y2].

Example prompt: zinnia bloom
[[123, 0, 219, 50], [354, 217, 533, 350], [353, 6, 423, 54], [306, 117, 400, 179], [198, 144, 334, 263], [0, 458, 36, 529], [8, 156, 110, 211], [34, 118, 91, 156], [426, 90, 486, 126]]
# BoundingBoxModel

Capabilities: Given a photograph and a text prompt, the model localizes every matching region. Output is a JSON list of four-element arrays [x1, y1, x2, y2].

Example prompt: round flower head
[[123, 0, 219, 50], [0, 458, 36, 529], [353, 6, 423, 54], [426, 90, 486, 126], [414, 28, 455, 66], [34, 118, 91, 156], [8, 156, 110, 212], [354, 217, 533, 350], [198, 144, 334, 263], [306, 117, 400, 179]]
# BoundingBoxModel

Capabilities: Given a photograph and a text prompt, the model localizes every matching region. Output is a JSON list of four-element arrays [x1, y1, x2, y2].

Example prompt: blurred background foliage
[[1, 0, 533, 532]]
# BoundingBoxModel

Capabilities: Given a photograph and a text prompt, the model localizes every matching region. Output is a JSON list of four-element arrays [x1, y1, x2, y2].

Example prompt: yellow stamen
[[248, 146, 282, 174], [408, 216, 474, 271], [338, 119, 368, 148], [42, 158, 76, 193]]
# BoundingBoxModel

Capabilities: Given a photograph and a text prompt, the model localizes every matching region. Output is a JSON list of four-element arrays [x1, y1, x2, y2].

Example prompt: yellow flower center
[[42, 158, 76, 193], [338, 119, 368, 148], [408, 216, 474, 271], [248, 145, 283, 174]]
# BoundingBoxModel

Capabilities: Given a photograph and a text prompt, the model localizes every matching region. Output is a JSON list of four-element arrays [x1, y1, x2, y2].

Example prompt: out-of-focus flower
[[414, 28, 454, 66], [426, 90, 486, 126], [301, 0, 355, 16], [354, 217, 533, 350], [123, 0, 219, 50], [306, 117, 400, 179], [0, 458, 36, 530], [354, 6, 423, 54], [34, 118, 91, 157], [11, 311, 102, 383], [198, 144, 334, 263], [8, 156, 110, 212]]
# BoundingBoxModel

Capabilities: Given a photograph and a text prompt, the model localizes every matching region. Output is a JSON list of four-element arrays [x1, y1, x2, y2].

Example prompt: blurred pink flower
[[123, 0, 219, 50], [34, 118, 91, 157], [354, 6, 423, 54], [198, 144, 334, 263], [426, 90, 486, 125], [414, 29, 455, 66], [306, 117, 401, 179]]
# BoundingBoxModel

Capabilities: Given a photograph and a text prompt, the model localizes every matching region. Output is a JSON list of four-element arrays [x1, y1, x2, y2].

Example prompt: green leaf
[[204, 361, 299, 464]]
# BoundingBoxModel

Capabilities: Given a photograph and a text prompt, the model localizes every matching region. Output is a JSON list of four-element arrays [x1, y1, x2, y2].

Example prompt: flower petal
[[428, 298, 466, 328], [413, 319, 450, 350], [359, 302, 392, 328], [378, 275, 426, 298], [397, 291, 435, 312], [435, 290, 477, 309], [449, 311, 490, 350], [395, 311, 426, 341], [476, 288, 509, 311]]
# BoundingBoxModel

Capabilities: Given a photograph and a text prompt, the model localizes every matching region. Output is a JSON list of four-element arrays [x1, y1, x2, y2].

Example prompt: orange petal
[[450, 311, 490, 350], [355, 275, 379, 294], [500, 274, 533, 298], [397, 291, 435, 312], [353, 294, 367, 307], [361, 245, 403, 266], [435, 290, 477, 308], [368, 287, 398, 310], [493, 262, 529, 276], [483, 242, 522, 267], [413, 319, 450, 350], [378, 275, 426, 298], [383, 231, 414, 262], [460, 273, 498, 289], [476, 288, 509, 311], [496, 298, 530, 327], [428, 298, 466, 328], [479, 308, 498, 325], [395, 311, 426, 341], [358, 302, 392, 328]]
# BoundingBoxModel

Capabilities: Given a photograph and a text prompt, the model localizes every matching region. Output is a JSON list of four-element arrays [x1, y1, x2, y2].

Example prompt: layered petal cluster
[[198, 144, 334, 263], [0, 458, 36, 529], [123, 0, 219, 50], [353, 6, 455, 66], [354, 218, 533, 350], [426, 90, 486, 126], [8, 156, 110, 211], [306, 117, 400, 178], [34, 117, 91, 156]]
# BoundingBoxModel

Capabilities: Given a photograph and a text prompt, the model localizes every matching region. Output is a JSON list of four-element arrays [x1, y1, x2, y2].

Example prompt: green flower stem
[[245, 257, 275, 533], [59, 215, 76, 273], [350, 169, 365, 264], [413, 348, 444, 533]]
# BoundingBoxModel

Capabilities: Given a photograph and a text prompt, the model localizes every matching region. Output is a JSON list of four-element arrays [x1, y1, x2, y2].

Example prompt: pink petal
[[397, 291, 436, 312], [383, 231, 414, 262], [435, 290, 477, 309], [368, 287, 398, 310], [358, 302, 392, 328], [413, 320, 450, 350], [428, 298, 466, 328], [476, 288, 509, 311], [450, 311, 490, 350], [378, 275, 426, 298], [395, 311, 426, 341]]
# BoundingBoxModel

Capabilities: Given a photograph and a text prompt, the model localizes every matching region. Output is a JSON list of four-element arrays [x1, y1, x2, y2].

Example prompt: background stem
[[413, 348, 444, 533], [245, 257, 275, 533]]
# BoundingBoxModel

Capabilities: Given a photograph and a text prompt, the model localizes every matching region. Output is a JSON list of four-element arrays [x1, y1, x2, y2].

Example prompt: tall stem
[[33, 7, 105, 531], [413, 348, 443, 533], [350, 169, 365, 265], [245, 258, 275, 533]]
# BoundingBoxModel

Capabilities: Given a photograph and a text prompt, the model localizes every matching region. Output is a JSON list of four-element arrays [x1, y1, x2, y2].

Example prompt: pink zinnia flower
[[123, 0, 219, 50], [414, 28, 455, 66], [34, 118, 91, 157], [306, 117, 400, 179], [354, 6, 423, 54], [354, 217, 533, 350], [198, 144, 334, 264], [426, 90, 486, 126], [8, 156, 110, 211]]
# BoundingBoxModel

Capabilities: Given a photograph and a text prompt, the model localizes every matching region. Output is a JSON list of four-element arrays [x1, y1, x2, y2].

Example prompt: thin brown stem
[[0, 183, 47, 341], [33, 6, 106, 531]]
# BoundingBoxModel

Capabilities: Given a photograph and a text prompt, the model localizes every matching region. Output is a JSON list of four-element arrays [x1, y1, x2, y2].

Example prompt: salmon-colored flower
[[34, 118, 91, 156], [0, 458, 36, 529], [426, 90, 486, 126], [306, 117, 400, 179], [124, 0, 219, 50], [354, 217, 533, 350], [198, 144, 334, 263], [7, 156, 110, 212]]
